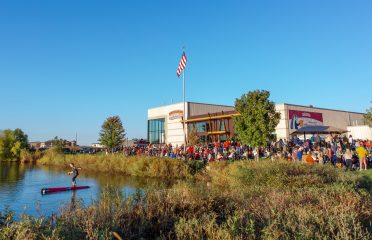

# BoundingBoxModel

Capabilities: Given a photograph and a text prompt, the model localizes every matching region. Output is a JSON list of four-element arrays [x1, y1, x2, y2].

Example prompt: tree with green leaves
[[51, 136, 65, 153], [0, 128, 29, 160], [13, 128, 29, 150], [234, 90, 280, 147], [98, 116, 126, 152], [364, 101, 372, 127], [0, 130, 14, 160]]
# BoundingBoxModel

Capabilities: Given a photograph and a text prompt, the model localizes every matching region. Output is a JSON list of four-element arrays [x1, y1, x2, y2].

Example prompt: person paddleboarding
[[67, 163, 81, 187], [41, 163, 88, 194]]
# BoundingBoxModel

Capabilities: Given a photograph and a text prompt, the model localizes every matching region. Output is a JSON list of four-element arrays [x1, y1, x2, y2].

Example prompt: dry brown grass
[[1, 160, 371, 239], [37, 151, 194, 179]]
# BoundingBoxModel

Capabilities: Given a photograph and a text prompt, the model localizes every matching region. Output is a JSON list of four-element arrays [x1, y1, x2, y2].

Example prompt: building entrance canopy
[[290, 125, 348, 135]]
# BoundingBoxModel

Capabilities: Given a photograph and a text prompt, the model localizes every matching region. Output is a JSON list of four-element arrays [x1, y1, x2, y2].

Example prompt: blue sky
[[0, 1, 371, 145]]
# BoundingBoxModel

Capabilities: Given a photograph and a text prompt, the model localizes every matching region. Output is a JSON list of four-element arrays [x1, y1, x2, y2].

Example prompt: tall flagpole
[[182, 50, 186, 151]]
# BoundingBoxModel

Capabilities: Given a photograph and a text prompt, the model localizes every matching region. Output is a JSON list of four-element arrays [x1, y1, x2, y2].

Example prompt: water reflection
[[70, 190, 76, 210], [0, 162, 175, 218], [0, 162, 26, 189]]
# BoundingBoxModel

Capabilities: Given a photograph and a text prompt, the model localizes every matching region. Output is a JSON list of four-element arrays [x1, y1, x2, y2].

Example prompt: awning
[[290, 125, 348, 135]]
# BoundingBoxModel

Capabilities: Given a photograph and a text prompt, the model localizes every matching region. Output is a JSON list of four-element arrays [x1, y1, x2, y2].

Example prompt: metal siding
[[188, 102, 235, 117]]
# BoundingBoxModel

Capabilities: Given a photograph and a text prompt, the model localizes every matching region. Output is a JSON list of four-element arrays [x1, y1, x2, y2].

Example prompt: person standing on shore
[[348, 135, 354, 149], [356, 142, 368, 171], [67, 163, 81, 187], [343, 149, 353, 171], [253, 147, 259, 161], [297, 146, 303, 162]]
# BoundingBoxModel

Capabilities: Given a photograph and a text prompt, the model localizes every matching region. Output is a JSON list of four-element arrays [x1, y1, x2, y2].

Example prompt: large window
[[199, 135, 212, 143], [220, 134, 227, 141], [191, 121, 210, 133], [148, 118, 165, 144]]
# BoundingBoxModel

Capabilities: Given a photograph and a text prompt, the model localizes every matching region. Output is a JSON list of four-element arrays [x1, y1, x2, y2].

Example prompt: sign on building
[[169, 110, 183, 120], [289, 110, 323, 130]]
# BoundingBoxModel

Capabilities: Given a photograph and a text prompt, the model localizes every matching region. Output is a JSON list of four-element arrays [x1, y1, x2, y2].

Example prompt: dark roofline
[[282, 103, 364, 115], [148, 101, 234, 110]]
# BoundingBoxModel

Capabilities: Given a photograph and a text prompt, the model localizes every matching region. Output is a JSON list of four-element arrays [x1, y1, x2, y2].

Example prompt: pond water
[[0, 162, 173, 218]]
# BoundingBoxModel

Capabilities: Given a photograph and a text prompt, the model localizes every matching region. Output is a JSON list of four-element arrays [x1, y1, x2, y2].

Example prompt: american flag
[[176, 52, 187, 77]]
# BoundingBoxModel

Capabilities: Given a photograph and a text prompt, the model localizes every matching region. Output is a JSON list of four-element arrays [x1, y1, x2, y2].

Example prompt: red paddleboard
[[41, 186, 90, 195]]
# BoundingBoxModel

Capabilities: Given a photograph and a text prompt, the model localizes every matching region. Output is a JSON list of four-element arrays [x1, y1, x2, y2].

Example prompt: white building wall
[[347, 125, 372, 140], [275, 104, 288, 140], [148, 102, 188, 146]]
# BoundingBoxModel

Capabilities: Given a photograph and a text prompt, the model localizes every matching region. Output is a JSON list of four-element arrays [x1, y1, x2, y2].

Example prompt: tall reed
[[37, 150, 197, 179]]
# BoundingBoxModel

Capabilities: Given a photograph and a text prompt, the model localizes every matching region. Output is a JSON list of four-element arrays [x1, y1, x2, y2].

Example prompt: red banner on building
[[289, 110, 323, 130]]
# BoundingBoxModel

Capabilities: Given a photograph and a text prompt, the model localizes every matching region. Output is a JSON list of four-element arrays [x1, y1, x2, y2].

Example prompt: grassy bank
[[37, 150, 204, 179], [1, 161, 371, 239]]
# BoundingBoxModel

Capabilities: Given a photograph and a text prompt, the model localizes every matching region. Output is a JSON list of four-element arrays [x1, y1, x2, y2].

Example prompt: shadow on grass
[[357, 175, 372, 193]]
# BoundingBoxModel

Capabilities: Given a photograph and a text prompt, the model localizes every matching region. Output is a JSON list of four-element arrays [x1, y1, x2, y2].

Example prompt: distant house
[[124, 140, 135, 147], [65, 140, 77, 147], [40, 140, 53, 149], [31, 139, 78, 150], [30, 141, 41, 149]]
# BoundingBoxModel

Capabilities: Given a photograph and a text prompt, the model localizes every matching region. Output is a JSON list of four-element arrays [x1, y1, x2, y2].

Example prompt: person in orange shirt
[[305, 152, 317, 165]]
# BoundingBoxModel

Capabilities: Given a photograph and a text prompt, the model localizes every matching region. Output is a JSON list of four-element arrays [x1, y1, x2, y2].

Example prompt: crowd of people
[[121, 135, 371, 171]]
